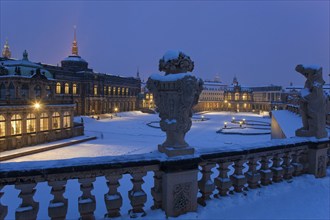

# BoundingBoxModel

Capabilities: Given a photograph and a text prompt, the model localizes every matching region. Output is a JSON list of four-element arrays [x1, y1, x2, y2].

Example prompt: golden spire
[[72, 25, 78, 55], [2, 39, 11, 58]]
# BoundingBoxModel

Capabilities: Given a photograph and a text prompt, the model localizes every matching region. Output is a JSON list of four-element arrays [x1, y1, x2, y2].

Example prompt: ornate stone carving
[[317, 155, 326, 177], [147, 51, 203, 157], [159, 51, 194, 74], [295, 64, 327, 139], [173, 182, 191, 212]]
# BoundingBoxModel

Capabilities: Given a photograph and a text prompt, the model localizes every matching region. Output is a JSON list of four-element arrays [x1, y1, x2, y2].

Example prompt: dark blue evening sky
[[1, 1, 329, 86]]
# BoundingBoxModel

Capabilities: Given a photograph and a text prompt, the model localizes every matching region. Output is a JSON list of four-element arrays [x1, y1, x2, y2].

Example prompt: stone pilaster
[[308, 142, 329, 178]]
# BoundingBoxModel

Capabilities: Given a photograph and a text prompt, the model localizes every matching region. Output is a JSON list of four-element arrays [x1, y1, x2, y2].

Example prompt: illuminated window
[[113, 87, 116, 95], [52, 112, 60, 129], [63, 112, 71, 128], [146, 94, 149, 99], [242, 93, 247, 101], [56, 83, 61, 94], [150, 94, 153, 100], [26, 113, 36, 133], [118, 87, 121, 95], [104, 86, 107, 95], [108, 86, 111, 95], [65, 83, 69, 94], [0, 115, 5, 137], [40, 113, 48, 131], [228, 94, 232, 100], [126, 88, 129, 96], [235, 93, 239, 101], [11, 114, 22, 135], [94, 85, 98, 95], [122, 88, 125, 96], [73, 84, 77, 95]]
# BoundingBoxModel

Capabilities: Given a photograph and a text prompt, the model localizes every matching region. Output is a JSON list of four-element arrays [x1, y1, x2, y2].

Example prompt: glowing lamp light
[[243, 118, 246, 124], [224, 121, 227, 128], [232, 117, 235, 122], [114, 107, 118, 112], [201, 115, 204, 121], [33, 102, 41, 110], [239, 121, 243, 128]]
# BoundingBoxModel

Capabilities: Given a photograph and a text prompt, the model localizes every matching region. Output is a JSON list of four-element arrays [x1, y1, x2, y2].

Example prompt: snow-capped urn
[[295, 64, 328, 139], [159, 50, 194, 75], [147, 51, 203, 157]]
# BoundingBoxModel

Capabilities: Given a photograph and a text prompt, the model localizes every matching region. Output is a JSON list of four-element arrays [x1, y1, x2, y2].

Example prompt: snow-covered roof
[[0, 58, 53, 79], [62, 55, 87, 63], [302, 64, 321, 70], [150, 72, 195, 81]]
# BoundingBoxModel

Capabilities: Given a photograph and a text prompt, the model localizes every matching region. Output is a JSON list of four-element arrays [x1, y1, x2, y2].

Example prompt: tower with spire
[[72, 25, 78, 55], [61, 25, 89, 72], [2, 39, 11, 58]]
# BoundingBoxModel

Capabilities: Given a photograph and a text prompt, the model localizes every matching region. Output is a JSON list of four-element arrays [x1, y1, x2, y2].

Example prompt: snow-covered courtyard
[[6, 111, 272, 162]]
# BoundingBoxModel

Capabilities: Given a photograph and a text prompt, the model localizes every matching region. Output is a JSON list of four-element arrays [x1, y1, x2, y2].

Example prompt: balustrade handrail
[[1, 138, 328, 185]]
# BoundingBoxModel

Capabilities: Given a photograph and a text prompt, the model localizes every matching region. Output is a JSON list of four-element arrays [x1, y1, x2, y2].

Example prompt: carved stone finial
[[295, 64, 327, 139], [159, 50, 194, 75]]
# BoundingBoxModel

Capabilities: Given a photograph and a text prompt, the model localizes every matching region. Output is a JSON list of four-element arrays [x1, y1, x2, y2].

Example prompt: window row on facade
[[0, 111, 72, 137], [0, 82, 46, 100], [55, 82, 137, 96]]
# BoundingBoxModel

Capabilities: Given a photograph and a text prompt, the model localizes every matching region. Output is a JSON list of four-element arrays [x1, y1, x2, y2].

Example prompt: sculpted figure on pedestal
[[295, 64, 327, 139]]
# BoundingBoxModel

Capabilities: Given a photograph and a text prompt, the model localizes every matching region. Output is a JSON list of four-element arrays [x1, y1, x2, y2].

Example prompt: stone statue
[[147, 51, 203, 156], [295, 64, 327, 139]]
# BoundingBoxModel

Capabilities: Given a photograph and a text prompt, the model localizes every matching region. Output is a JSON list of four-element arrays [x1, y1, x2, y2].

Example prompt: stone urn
[[147, 51, 203, 157]]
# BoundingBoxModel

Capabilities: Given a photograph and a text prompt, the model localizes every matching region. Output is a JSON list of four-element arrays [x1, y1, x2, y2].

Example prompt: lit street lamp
[[114, 107, 118, 116], [239, 121, 243, 128], [231, 117, 235, 123], [224, 121, 227, 128], [33, 102, 41, 110], [201, 115, 204, 121]]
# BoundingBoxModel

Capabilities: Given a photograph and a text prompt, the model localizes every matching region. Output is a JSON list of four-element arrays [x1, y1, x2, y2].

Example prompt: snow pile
[[162, 50, 180, 62], [272, 110, 302, 138]]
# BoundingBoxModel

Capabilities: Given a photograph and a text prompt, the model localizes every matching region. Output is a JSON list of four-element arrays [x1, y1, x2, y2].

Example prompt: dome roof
[[62, 55, 87, 63]]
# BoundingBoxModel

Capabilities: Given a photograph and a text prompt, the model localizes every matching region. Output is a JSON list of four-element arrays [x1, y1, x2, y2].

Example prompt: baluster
[[104, 174, 122, 218], [151, 171, 163, 210], [214, 161, 232, 197], [128, 171, 147, 218], [0, 185, 8, 220], [259, 156, 272, 186], [15, 183, 39, 220], [300, 150, 309, 173], [78, 178, 96, 220], [282, 152, 294, 180], [48, 180, 68, 220], [198, 162, 216, 206], [271, 153, 284, 183], [231, 159, 247, 192], [245, 157, 261, 189], [292, 150, 304, 176]]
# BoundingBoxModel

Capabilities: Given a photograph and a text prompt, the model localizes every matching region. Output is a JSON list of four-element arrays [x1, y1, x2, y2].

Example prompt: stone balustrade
[[0, 139, 329, 219]]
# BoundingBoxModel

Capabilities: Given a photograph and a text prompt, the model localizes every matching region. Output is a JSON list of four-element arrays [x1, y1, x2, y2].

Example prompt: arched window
[[52, 112, 60, 129], [235, 93, 239, 101], [40, 113, 48, 131], [108, 86, 111, 95], [0, 83, 5, 100], [94, 85, 98, 95], [11, 114, 22, 135], [34, 85, 41, 98], [73, 84, 77, 95], [26, 113, 36, 133], [21, 84, 29, 99], [122, 88, 125, 96], [63, 112, 71, 128], [242, 93, 247, 101], [146, 94, 149, 99], [118, 87, 121, 96], [150, 94, 153, 100], [9, 82, 15, 99], [113, 87, 116, 95], [65, 83, 69, 94], [0, 115, 5, 137], [56, 83, 61, 94]]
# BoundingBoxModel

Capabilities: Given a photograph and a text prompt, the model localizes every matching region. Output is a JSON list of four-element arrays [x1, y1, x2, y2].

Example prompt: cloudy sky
[[1, 1, 329, 86]]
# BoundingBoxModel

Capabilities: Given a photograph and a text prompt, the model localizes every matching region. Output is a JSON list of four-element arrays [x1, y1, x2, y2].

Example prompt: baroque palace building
[[0, 30, 140, 151]]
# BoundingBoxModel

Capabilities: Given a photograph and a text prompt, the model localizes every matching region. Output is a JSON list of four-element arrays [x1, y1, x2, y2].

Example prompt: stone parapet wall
[[0, 139, 329, 218]]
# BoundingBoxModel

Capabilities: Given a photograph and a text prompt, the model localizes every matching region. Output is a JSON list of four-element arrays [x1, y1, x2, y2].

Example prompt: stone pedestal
[[158, 144, 195, 157], [161, 169, 198, 217], [308, 142, 329, 178]]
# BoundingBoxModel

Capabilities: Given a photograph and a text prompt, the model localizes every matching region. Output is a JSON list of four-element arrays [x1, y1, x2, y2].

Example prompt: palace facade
[[0, 30, 140, 151]]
